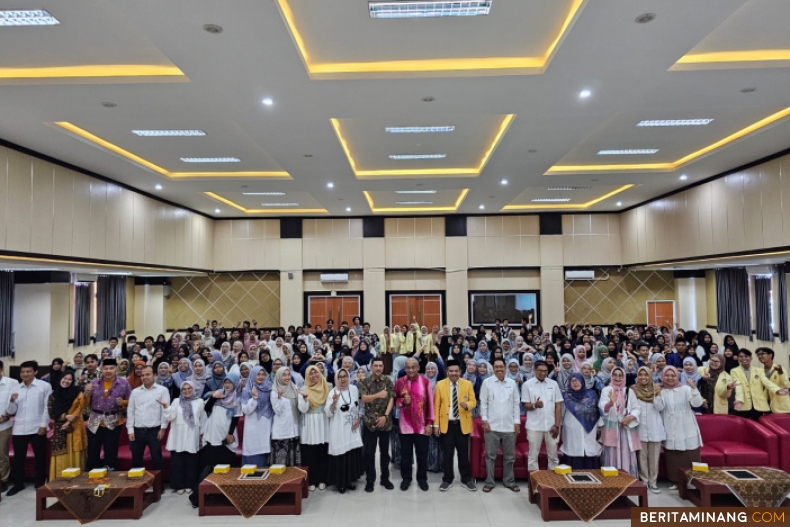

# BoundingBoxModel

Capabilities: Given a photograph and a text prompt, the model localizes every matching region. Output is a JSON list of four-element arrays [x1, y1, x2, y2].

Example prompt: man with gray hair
[[394, 358, 434, 491]]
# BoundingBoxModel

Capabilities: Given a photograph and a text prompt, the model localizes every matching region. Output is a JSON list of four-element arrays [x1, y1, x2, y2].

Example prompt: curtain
[[73, 283, 92, 347], [96, 276, 126, 342], [777, 265, 789, 343], [0, 272, 13, 357], [754, 276, 773, 342], [715, 268, 752, 337]]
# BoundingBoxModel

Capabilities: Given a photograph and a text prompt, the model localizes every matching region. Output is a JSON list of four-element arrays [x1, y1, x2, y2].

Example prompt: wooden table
[[36, 470, 162, 521], [528, 471, 648, 522], [678, 468, 790, 507], [198, 472, 308, 516]]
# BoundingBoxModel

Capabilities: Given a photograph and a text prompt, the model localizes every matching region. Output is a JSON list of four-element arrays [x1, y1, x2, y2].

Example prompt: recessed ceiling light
[[397, 201, 434, 205], [421, 96, 435, 103], [327, 182, 334, 188], [180, 157, 240, 163], [369, 1, 492, 19], [636, 119, 713, 127], [132, 130, 206, 137], [597, 149, 659, 155], [385, 126, 455, 133], [154, 184, 162, 190], [261, 203, 299, 207], [579, 89, 592, 99], [389, 154, 446, 160], [680, 174, 688, 180], [242, 192, 286, 196], [501, 179, 508, 185], [479, 204, 485, 210], [346, 207, 351, 212], [395, 190, 437, 194], [741, 87, 757, 93], [215, 208, 221, 213], [547, 186, 591, 191], [531, 198, 571, 203], [262, 97, 273, 106], [616, 201, 623, 206], [0, 10, 60, 26], [203, 24, 223, 34], [528, 149, 537, 153], [635, 13, 657, 24], [303, 154, 313, 158], [101, 102, 117, 108]]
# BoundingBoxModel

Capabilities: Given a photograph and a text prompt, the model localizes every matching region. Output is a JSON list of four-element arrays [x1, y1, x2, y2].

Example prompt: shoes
[[400, 480, 410, 491], [649, 484, 661, 494], [171, 489, 180, 494], [347, 483, 357, 491], [380, 480, 394, 490], [177, 489, 185, 495], [668, 483, 678, 491], [462, 480, 477, 492], [418, 480, 429, 492], [439, 481, 453, 492], [338, 487, 346, 494], [318, 483, 326, 491], [185, 489, 192, 495], [365, 482, 374, 493], [308, 485, 316, 492], [6, 485, 25, 497]]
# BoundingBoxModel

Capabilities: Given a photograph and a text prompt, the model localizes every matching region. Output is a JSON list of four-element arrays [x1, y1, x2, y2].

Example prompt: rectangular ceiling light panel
[[132, 130, 206, 137], [396, 201, 434, 204], [531, 198, 571, 202], [0, 10, 60, 26], [385, 126, 455, 133], [636, 119, 713, 127], [369, 1, 492, 19], [243, 192, 286, 196], [389, 154, 446, 160], [180, 157, 240, 163], [395, 190, 438, 194], [261, 202, 300, 207], [597, 149, 659, 155], [547, 186, 591, 191]]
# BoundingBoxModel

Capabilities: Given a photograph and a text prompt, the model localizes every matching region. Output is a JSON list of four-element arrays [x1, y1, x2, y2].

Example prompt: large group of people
[[0, 319, 789, 502]]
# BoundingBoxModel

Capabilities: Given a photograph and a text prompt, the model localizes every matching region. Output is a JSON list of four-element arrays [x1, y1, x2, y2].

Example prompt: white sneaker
[[177, 489, 185, 495], [649, 484, 661, 494], [668, 483, 678, 491], [185, 489, 192, 495], [308, 485, 316, 492]]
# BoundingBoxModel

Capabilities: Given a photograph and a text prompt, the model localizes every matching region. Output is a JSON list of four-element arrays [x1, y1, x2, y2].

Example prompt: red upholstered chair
[[759, 413, 790, 473], [696, 414, 778, 468], [7, 427, 53, 479]]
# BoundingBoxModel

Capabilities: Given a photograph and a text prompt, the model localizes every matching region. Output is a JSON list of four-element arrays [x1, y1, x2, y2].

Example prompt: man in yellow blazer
[[732, 348, 789, 420], [756, 348, 790, 414], [433, 359, 477, 491]]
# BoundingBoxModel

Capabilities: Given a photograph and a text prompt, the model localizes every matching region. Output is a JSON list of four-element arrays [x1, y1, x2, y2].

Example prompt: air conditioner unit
[[320, 273, 349, 283], [565, 270, 595, 280], [745, 266, 773, 276]]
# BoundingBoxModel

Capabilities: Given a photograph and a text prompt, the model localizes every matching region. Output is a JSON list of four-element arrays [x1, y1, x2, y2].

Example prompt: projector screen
[[469, 291, 538, 326]]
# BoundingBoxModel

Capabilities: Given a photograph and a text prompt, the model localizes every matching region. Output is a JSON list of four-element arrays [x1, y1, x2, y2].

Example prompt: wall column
[[539, 235, 565, 327], [11, 282, 71, 365], [445, 237, 469, 327], [134, 284, 164, 337], [279, 239, 304, 325], [675, 276, 707, 330]]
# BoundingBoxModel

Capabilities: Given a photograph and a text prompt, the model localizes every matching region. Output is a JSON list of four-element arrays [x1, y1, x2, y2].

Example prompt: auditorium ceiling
[[1, 0, 790, 217]]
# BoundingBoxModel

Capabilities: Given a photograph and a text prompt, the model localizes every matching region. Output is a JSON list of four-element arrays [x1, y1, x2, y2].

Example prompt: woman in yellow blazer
[[697, 354, 735, 414], [433, 362, 477, 490]]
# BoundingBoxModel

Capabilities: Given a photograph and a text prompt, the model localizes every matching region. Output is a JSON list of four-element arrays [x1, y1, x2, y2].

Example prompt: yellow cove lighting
[[546, 106, 790, 175], [672, 50, 790, 70], [332, 114, 515, 179], [53, 122, 291, 179], [204, 192, 328, 215], [276, 0, 588, 78], [503, 185, 634, 211], [363, 189, 469, 213], [0, 64, 186, 80]]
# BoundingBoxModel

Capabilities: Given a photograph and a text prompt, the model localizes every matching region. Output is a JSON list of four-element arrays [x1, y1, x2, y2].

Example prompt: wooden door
[[389, 295, 442, 329], [308, 296, 360, 328], [647, 300, 674, 328]]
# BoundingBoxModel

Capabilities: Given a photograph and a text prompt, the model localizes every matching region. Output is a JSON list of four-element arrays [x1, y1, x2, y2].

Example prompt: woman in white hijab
[[270, 367, 302, 466], [324, 368, 364, 493]]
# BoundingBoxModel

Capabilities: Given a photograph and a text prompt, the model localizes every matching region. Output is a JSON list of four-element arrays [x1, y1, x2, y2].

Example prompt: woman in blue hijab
[[561, 372, 602, 469]]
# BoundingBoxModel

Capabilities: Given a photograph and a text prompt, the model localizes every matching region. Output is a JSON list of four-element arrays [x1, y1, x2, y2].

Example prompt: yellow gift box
[[554, 464, 572, 475], [61, 467, 81, 478], [600, 466, 619, 477], [128, 468, 146, 478], [240, 465, 257, 475], [692, 462, 709, 473], [269, 464, 286, 475], [89, 468, 108, 479], [213, 464, 231, 474]]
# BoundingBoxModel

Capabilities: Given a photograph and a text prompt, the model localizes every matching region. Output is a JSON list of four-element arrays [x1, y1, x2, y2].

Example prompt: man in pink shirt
[[394, 358, 434, 491]]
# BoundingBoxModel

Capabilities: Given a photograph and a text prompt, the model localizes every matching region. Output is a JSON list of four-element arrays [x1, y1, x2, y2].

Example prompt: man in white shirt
[[521, 360, 563, 471], [107, 336, 123, 360], [0, 359, 20, 492], [479, 357, 521, 492], [127, 365, 170, 470], [7, 361, 52, 495]]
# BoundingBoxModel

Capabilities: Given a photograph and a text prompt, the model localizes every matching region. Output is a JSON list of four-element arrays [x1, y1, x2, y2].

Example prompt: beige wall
[[10, 283, 70, 366], [620, 152, 790, 265], [135, 284, 165, 337], [0, 145, 214, 270], [562, 214, 622, 266], [467, 216, 540, 268], [213, 219, 280, 271], [384, 218, 445, 269]]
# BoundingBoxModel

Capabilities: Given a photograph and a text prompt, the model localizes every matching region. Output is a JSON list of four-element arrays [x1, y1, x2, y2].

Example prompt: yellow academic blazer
[[731, 366, 783, 412], [434, 378, 477, 435], [765, 367, 790, 414], [697, 366, 734, 414]]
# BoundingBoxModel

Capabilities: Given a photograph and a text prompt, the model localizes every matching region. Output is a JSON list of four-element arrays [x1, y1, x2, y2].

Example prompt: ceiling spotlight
[[680, 174, 688, 180], [528, 149, 537, 153], [303, 154, 313, 158], [741, 87, 757, 93], [616, 201, 623, 207], [215, 208, 221, 213], [479, 204, 485, 210], [501, 179, 508, 185], [154, 184, 162, 190], [421, 96, 435, 102], [262, 97, 273, 106], [346, 207, 351, 212], [101, 102, 117, 108], [203, 24, 223, 34], [327, 182, 334, 188], [635, 13, 657, 24], [579, 89, 592, 99]]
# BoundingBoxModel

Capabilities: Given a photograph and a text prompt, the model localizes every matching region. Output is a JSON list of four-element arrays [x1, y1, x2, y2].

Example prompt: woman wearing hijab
[[203, 362, 228, 399], [580, 363, 603, 394], [573, 345, 590, 371], [599, 367, 641, 477], [188, 359, 210, 396], [156, 362, 174, 391], [593, 345, 609, 372], [632, 366, 664, 493], [519, 353, 535, 382], [241, 366, 273, 468], [556, 354, 576, 391], [463, 359, 482, 418], [42, 358, 65, 388], [270, 367, 302, 466], [298, 364, 331, 491], [698, 354, 735, 414], [47, 369, 89, 479], [355, 340, 374, 368], [216, 342, 235, 371], [680, 356, 704, 413], [694, 330, 714, 365], [324, 368, 364, 493], [258, 348, 273, 374], [561, 372, 602, 470], [164, 380, 206, 494], [650, 354, 666, 385], [722, 335, 740, 372], [202, 372, 242, 469], [127, 360, 146, 390], [660, 365, 704, 489], [173, 358, 192, 389], [116, 358, 130, 378]]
